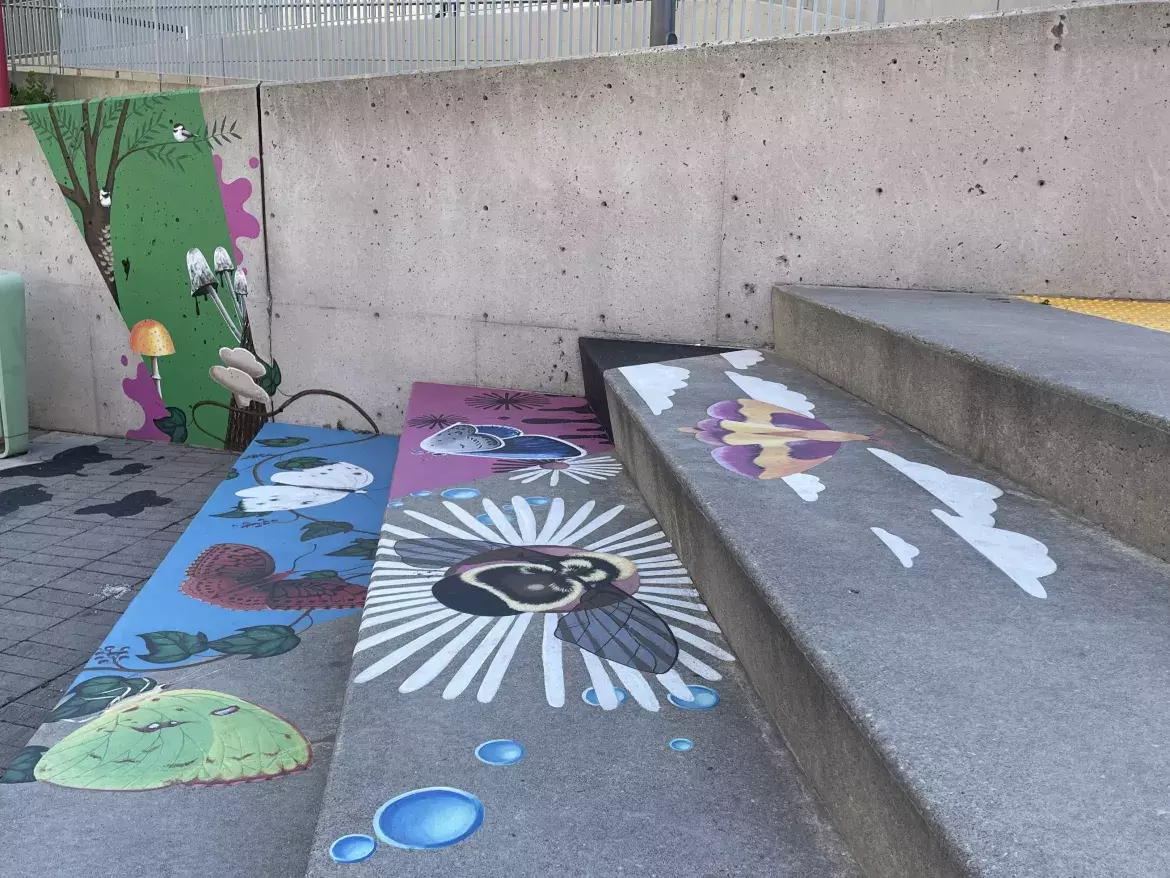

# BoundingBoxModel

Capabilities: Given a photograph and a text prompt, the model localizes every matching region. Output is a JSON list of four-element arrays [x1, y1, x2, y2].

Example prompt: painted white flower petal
[[721, 349, 764, 369], [870, 528, 919, 569], [933, 510, 1054, 598], [542, 614, 565, 708], [783, 473, 825, 502], [619, 363, 690, 415], [443, 617, 514, 699], [725, 372, 814, 416]]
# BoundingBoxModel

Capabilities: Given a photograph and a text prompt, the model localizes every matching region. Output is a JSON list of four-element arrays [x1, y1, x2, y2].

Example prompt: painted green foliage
[[23, 92, 247, 448]]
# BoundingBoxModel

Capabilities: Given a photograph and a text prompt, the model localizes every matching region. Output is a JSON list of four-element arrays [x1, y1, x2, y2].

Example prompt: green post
[[0, 271, 29, 458]]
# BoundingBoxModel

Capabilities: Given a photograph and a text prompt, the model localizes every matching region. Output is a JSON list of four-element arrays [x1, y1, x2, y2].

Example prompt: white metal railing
[[3, 0, 878, 82]]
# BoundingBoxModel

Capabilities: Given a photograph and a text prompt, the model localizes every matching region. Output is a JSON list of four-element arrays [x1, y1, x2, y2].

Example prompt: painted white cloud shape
[[868, 448, 1055, 598], [782, 473, 824, 502], [619, 363, 690, 415], [721, 349, 765, 370], [870, 527, 919, 568], [725, 372, 815, 416]]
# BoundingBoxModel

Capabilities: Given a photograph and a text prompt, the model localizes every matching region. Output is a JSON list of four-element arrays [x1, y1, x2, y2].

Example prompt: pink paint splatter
[[123, 358, 169, 441], [214, 154, 262, 266]]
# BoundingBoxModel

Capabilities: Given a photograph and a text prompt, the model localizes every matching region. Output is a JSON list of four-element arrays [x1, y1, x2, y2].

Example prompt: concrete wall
[[5, 1, 1170, 438], [11, 67, 251, 101]]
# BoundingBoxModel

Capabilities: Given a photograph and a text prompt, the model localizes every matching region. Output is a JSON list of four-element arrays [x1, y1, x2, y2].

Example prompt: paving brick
[[10, 553, 87, 572], [0, 700, 48, 728], [12, 522, 92, 538], [0, 742, 26, 772], [0, 580, 35, 598], [0, 653, 72, 679], [27, 625, 109, 651], [45, 545, 112, 561], [1, 597, 83, 620], [53, 570, 145, 593], [0, 721, 35, 747], [55, 533, 138, 551], [25, 586, 104, 609], [82, 560, 158, 578], [0, 533, 61, 553], [3, 641, 91, 666], [0, 608, 60, 633], [16, 686, 66, 709], [0, 672, 39, 698], [0, 561, 66, 587]]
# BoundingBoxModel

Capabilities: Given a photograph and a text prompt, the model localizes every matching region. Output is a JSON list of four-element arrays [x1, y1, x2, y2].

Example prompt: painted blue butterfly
[[418, 424, 585, 461]]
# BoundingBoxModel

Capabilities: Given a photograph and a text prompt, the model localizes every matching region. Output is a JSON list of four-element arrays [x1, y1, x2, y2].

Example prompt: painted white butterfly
[[235, 462, 373, 512]]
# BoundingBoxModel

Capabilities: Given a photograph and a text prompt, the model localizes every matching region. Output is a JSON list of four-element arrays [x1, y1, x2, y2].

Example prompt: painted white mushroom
[[231, 268, 251, 329], [210, 365, 271, 408], [186, 248, 215, 295], [213, 246, 235, 274], [219, 346, 266, 380]]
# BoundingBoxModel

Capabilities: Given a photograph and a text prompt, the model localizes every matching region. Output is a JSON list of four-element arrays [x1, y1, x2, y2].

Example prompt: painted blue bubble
[[441, 488, 481, 501], [475, 739, 525, 766], [526, 496, 551, 506], [669, 738, 695, 752], [387, 500, 404, 508], [581, 687, 628, 707], [410, 490, 432, 497], [501, 503, 514, 511], [668, 685, 720, 711], [329, 834, 377, 864], [373, 787, 485, 850], [475, 513, 494, 525]]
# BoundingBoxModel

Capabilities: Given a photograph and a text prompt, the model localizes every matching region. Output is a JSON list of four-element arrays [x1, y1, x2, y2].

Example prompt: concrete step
[[607, 350, 1170, 878], [306, 383, 862, 876], [579, 337, 732, 440], [0, 424, 399, 878], [771, 284, 1170, 563]]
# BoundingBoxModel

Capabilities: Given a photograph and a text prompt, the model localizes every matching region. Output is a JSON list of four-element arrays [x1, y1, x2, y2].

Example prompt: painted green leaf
[[300, 520, 353, 542], [47, 674, 158, 722], [276, 456, 329, 472], [207, 625, 300, 659], [0, 746, 49, 784], [154, 406, 189, 444], [214, 502, 271, 519], [258, 360, 282, 396], [136, 631, 209, 664], [301, 569, 343, 580], [258, 435, 306, 448], [326, 538, 379, 560]]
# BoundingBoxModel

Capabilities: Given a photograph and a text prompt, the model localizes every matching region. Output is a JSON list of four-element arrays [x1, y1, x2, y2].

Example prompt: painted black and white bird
[[172, 122, 195, 142], [98, 188, 112, 208]]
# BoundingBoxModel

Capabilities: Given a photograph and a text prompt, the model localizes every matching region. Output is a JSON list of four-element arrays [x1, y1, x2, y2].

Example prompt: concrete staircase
[[604, 299, 1170, 877]]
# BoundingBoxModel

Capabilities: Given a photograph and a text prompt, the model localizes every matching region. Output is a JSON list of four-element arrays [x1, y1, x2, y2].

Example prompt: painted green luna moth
[[34, 689, 311, 791]]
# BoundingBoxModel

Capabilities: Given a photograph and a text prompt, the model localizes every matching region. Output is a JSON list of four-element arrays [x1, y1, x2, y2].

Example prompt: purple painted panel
[[390, 383, 613, 498]]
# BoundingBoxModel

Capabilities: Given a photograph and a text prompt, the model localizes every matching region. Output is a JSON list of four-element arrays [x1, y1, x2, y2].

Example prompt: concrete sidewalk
[[0, 433, 235, 771]]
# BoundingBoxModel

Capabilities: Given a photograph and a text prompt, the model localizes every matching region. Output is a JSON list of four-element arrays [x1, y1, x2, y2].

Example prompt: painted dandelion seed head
[[355, 495, 735, 712], [498, 455, 623, 487], [464, 391, 549, 411], [406, 414, 464, 431]]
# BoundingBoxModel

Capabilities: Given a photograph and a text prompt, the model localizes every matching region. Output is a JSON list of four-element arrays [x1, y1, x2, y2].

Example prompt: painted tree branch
[[46, 103, 87, 210], [104, 100, 132, 193]]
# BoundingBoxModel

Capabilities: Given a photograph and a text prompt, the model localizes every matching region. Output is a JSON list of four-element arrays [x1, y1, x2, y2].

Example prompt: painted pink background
[[390, 382, 613, 498]]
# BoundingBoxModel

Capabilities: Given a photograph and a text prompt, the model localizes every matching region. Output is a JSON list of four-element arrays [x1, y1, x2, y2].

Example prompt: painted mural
[[23, 92, 265, 449], [1, 423, 398, 789], [392, 383, 613, 498]]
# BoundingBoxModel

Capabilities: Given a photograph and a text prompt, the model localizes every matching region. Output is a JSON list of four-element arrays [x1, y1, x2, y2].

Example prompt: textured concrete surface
[[310, 469, 862, 876], [773, 285, 1170, 562], [11, 67, 251, 101], [608, 351, 1170, 878], [0, 434, 235, 772]]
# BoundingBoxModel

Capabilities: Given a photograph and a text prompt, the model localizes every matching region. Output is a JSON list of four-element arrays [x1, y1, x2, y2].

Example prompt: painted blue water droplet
[[387, 500, 404, 508], [669, 738, 694, 752], [476, 513, 494, 525], [410, 490, 432, 497], [475, 739, 525, 766], [526, 496, 551, 506], [668, 685, 720, 711], [501, 503, 514, 511], [581, 687, 628, 707], [329, 834, 377, 864], [441, 488, 481, 501], [373, 787, 485, 850]]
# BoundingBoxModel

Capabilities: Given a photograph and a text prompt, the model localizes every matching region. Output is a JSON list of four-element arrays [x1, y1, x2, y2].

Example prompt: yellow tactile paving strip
[[1018, 297, 1170, 334]]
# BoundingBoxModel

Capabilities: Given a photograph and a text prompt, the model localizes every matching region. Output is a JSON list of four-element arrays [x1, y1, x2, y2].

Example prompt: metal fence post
[[648, 0, 674, 45], [0, 1, 10, 108]]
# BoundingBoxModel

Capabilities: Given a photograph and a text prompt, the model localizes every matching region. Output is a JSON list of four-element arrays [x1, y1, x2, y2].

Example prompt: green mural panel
[[24, 91, 259, 448]]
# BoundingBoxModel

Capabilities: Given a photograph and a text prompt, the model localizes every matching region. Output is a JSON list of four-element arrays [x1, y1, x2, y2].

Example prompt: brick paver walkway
[[0, 434, 234, 771]]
